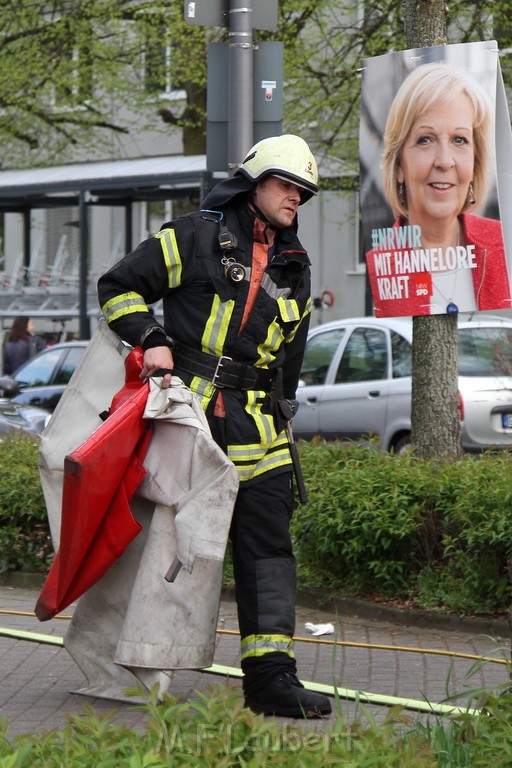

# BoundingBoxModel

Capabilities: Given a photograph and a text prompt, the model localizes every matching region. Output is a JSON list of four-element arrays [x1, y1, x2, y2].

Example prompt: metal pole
[[23, 209, 31, 286], [228, 0, 253, 174], [125, 201, 133, 254], [78, 191, 90, 340]]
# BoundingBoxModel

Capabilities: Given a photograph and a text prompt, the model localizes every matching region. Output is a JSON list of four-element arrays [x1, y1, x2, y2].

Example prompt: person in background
[[2, 316, 44, 375]]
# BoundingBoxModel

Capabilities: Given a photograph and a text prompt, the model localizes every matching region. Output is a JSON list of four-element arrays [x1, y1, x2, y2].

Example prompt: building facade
[[0, 2, 367, 343]]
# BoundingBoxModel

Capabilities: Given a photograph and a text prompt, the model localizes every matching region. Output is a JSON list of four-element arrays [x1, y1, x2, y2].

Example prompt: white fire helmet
[[236, 134, 318, 203]]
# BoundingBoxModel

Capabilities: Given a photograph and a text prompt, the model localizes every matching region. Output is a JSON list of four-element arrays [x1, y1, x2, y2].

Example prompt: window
[[299, 328, 346, 386], [144, 28, 169, 94], [335, 327, 387, 383], [143, 24, 185, 98], [53, 22, 93, 108], [391, 331, 412, 378], [458, 327, 512, 376]]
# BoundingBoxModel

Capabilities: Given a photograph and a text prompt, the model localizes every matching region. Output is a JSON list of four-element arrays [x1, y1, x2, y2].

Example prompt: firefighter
[[97, 134, 331, 719]]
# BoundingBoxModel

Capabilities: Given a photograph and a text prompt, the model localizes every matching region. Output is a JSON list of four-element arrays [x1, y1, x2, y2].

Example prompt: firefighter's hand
[[141, 346, 174, 388]]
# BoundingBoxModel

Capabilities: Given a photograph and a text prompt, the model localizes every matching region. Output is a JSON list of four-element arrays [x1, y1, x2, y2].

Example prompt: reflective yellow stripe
[[255, 322, 283, 366], [102, 292, 148, 322], [155, 228, 182, 288], [284, 322, 300, 344], [241, 634, 294, 660], [228, 433, 292, 482], [228, 433, 289, 462], [188, 376, 216, 410], [202, 296, 234, 355], [241, 450, 292, 481], [254, 298, 309, 355], [285, 302, 312, 344], [245, 391, 275, 445], [186, 376, 292, 482], [277, 297, 300, 323]]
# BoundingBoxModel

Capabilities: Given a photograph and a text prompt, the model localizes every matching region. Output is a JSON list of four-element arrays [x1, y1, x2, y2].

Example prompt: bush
[[0, 685, 440, 767], [294, 440, 512, 615], [416, 689, 512, 767], [3, 683, 512, 766], [3, 431, 512, 617], [0, 433, 51, 573]]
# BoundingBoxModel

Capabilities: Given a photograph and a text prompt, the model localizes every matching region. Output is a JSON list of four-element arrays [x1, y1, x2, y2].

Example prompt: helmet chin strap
[[248, 197, 278, 231]]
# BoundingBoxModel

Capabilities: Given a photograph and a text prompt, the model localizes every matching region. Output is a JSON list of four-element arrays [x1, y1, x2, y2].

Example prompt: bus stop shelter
[[0, 155, 212, 338]]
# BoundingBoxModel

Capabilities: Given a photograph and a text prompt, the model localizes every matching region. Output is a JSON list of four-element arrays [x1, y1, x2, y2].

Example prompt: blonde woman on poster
[[364, 58, 512, 316]]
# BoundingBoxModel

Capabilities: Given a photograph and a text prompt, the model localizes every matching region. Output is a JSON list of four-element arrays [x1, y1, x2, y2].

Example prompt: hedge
[[2, 432, 512, 616], [0, 434, 52, 574], [293, 439, 512, 615]]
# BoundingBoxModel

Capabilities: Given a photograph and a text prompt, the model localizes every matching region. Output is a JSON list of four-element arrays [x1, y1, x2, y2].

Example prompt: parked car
[[0, 399, 50, 437], [0, 341, 88, 412], [293, 315, 512, 453]]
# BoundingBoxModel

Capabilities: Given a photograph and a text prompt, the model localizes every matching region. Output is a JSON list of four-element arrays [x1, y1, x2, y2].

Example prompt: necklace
[[431, 268, 462, 314], [430, 248, 481, 315], [419, 221, 467, 314]]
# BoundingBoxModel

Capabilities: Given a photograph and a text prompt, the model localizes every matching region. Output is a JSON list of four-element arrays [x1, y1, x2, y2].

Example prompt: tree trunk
[[182, 82, 207, 155], [412, 314, 462, 459], [402, 0, 463, 460], [401, 0, 447, 48]]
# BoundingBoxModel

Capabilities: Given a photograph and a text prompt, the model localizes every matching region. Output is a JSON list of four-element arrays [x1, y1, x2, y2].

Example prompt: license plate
[[502, 413, 512, 428]]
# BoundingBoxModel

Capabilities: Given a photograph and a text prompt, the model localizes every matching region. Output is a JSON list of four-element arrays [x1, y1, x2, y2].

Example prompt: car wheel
[[392, 433, 412, 455]]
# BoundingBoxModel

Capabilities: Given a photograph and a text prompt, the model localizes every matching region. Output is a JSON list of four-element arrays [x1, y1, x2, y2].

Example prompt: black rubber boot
[[244, 671, 332, 718]]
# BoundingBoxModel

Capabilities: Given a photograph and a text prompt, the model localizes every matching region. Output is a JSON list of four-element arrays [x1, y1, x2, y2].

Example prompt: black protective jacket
[[98, 179, 312, 482]]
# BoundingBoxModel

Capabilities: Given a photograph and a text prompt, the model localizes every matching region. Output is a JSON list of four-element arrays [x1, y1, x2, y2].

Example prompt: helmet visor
[[270, 174, 317, 203]]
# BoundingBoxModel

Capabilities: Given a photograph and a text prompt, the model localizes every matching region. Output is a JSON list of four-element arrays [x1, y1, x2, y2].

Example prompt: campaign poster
[[360, 41, 512, 317]]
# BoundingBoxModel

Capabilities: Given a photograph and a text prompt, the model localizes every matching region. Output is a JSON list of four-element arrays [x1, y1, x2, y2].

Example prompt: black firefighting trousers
[[209, 416, 297, 693], [230, 471, 298, 693], [230, 471, 296, 639]]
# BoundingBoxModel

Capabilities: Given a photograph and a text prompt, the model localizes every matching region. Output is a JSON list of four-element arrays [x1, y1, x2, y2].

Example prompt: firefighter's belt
[[172, 342, 275, 391]]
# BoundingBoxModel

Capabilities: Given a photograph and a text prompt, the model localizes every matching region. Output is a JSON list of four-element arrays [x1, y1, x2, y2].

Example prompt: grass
[[0, 676, 512, 766]]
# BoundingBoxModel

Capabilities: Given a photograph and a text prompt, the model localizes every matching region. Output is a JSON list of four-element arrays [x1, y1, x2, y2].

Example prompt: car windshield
[[13, 348, 63, 387], [458, 327, 512, 376]]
